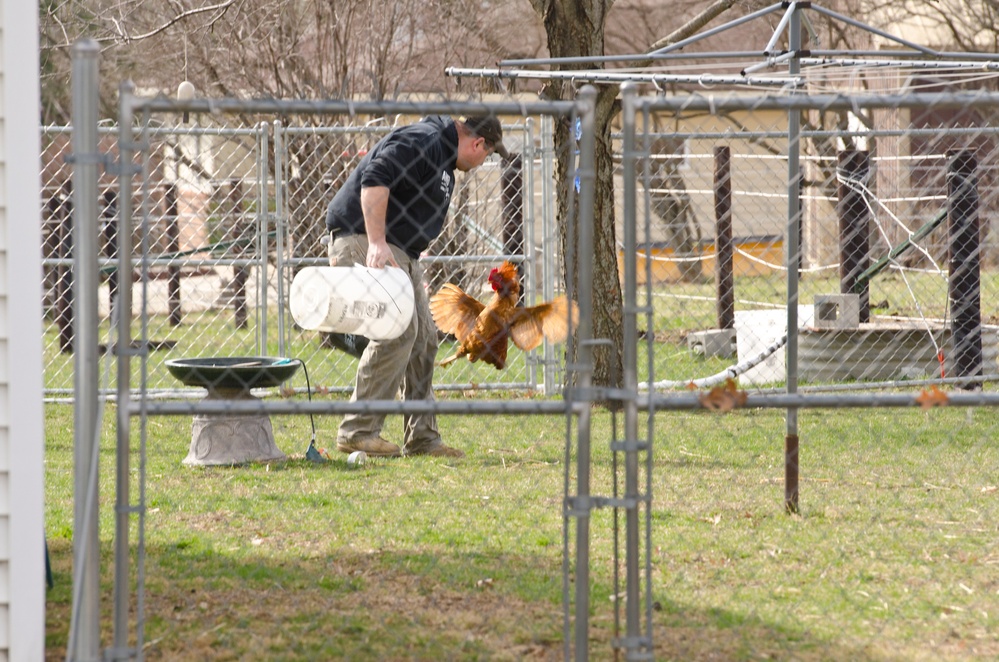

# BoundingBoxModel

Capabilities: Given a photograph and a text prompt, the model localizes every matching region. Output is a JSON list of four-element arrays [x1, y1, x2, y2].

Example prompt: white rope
[[835, 169, 947, 367], [642, 332, 788, 391]]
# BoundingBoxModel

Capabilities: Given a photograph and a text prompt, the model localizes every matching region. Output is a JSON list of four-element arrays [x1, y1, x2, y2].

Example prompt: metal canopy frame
[[444, 1, 999, 90], [444, 4, 999, 661]]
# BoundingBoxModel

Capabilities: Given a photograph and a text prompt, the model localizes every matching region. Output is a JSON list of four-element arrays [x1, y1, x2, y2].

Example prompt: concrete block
[[687, 329, 737, 358], [814, 293, 860, 330]]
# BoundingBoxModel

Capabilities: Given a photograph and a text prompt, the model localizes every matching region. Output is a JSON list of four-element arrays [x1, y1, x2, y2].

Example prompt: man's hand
[[366, 239, 399, 270], [360, 185, 399, 269]]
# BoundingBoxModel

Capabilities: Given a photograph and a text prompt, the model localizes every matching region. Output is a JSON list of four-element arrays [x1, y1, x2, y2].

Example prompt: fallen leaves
[[698, 379, 748, 412], [916, 384, 950, 409]]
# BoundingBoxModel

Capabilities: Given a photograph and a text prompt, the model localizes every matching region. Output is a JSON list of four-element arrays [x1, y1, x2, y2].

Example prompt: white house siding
[[1, 2, 45, 661]]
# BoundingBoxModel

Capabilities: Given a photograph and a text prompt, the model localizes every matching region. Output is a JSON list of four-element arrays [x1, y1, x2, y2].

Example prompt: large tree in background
[[527, 0, 739, 388]]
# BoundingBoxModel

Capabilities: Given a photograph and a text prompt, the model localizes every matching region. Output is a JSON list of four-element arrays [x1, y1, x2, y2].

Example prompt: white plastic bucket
[[290, 266, 415, 340]]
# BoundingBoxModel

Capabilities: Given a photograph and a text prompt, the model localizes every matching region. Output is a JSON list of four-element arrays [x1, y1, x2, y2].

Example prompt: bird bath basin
[[165, 357, 301, 466]]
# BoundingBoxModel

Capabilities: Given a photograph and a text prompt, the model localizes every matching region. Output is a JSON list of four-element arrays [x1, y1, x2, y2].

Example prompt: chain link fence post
[[68, 36, 101, 662]]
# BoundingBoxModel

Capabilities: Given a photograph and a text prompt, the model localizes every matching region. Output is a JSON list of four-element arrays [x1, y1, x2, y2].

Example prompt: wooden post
[[56, 182, 74, 353], [164, 184, 182, 326], [100, 189, 119, 322], [836, 150, 870, 323], [502, 155, 525, 303], [714, 146, 734, 330], [229, 179, 249, 330], [947, 150, 982, 388]]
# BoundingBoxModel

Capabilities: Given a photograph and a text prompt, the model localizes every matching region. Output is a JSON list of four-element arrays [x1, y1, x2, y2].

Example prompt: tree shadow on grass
[[45, 538, 907, 662]]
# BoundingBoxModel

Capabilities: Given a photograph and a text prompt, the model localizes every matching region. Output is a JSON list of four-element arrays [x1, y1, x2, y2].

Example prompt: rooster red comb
[[487, 261, 519, 291]]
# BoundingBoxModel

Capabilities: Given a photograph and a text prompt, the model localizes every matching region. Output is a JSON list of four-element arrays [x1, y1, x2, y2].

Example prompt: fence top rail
[[647, 391, 999, 410], [613, 126, 999, 142], [278, 120, 531, 137], [629, 90, 999, 113], [121, 94, 583, 120], [43, 123, 265, 137]]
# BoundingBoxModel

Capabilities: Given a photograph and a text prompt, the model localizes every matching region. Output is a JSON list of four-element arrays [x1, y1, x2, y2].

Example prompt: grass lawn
[[43, 389, 999, 660]]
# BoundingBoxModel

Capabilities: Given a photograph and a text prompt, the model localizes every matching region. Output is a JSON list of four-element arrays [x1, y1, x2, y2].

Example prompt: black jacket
[[325, 115, 459, 259]]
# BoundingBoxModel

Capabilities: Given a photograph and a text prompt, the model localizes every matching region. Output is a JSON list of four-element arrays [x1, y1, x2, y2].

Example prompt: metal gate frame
[[67, 41, 604, 661]]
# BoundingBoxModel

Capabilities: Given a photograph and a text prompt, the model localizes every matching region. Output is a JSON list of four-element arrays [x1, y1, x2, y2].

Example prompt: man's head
[[456, 115, 509, 171]]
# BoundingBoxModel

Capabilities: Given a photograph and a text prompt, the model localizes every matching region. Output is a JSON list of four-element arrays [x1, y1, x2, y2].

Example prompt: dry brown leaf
[[916, 385, 949, 409], [279, 387, 296, 398], [698, 379, 748, 412]]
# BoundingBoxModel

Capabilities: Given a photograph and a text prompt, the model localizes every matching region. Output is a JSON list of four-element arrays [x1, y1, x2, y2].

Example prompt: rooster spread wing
[[429, 283, 485, 342], [508, 296, 579, 352]]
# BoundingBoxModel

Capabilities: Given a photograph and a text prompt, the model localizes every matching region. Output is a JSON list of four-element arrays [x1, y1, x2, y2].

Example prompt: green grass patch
[[44, 394, 999, 660]]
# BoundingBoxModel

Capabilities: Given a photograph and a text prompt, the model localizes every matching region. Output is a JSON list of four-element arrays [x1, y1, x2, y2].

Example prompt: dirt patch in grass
[[46, 545, 565, 661]]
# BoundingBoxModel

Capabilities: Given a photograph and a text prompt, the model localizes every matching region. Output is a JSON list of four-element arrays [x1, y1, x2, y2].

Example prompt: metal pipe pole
[[541, 117, 557, 394], [445, 66, 799, 88], [69, 37, 101, 662], [763, 2, 797, 55], [649, 2, 785, 55], [273, 121, 286, 356], [619, 82, 647, 659], [523, 119, 539, 392], [258, 123, 270, 353], [785, 6, 803, 514], [572, 86, 598, 661], [111, 80, 137, 662], [808, 4, 940, 56]]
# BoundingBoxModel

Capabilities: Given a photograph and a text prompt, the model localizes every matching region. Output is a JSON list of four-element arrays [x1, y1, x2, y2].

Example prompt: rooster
[[429, 261, 579, 370]]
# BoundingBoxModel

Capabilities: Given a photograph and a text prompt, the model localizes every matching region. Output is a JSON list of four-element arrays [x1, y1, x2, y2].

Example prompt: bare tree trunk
[[534, 0, 737, 389]]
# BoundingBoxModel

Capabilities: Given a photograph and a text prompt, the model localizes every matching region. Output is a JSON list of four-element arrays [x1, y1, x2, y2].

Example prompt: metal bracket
[[114, 504, 144, 515], [64, 151, 115, 169], [566, 495, 644, 515], [609, 439, 650, 453]]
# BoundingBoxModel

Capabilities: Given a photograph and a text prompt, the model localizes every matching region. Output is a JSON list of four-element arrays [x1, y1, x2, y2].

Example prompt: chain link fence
[[53, 47, 999, 661], [624, 92, 999, 392], [616, 87, 999, 660], [41, 116, 568, 400]]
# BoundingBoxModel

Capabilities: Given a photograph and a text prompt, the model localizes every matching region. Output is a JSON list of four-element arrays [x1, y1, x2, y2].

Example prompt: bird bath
[[165, 356, 301, 466]]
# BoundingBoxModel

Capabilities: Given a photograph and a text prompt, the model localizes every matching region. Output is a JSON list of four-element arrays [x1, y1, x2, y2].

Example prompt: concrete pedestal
[[183, 390, 287, 466]]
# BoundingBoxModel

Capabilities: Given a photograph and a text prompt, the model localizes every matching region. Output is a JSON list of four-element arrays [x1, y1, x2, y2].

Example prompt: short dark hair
[[459, 115, 510, 159]]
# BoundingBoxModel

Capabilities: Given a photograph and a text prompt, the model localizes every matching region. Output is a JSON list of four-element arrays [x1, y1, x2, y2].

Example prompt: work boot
[[336, 436, 402, 457], [404, 443, 465, 458]]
